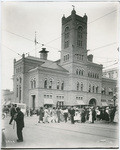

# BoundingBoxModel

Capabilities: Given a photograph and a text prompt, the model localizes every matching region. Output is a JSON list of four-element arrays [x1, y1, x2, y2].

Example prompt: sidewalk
[[2, 116, 118, 148]]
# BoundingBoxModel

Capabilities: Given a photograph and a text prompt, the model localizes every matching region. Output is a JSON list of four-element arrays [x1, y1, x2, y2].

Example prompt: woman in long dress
[[89, 108, 92, 123], [74, 109, 80, 123]]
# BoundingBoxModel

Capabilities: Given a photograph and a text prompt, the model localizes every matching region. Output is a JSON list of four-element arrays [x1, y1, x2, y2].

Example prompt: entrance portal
[[89, 98, 96, 106], [32, 95, 36, 110]]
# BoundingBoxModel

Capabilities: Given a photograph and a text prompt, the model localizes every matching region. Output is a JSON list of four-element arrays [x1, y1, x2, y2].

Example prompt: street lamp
[[113, 94, 117, 107]]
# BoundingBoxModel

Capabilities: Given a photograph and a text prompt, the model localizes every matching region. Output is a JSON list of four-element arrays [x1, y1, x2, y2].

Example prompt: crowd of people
[[1, 104, 118, 147], [27, 106, 118, 124]]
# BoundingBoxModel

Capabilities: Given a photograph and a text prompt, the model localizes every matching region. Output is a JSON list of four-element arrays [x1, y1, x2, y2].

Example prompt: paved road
[[2, 115, 119, 148]]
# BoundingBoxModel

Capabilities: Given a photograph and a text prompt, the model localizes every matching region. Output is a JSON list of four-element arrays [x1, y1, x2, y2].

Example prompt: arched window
[[89, 84, 91, 92], [49, 79, 52, 89], [81, 70, 84, 76], [31, 80, 33, 89], [77, 82, 79, 91], [79, 70, 81, 75], [20, 77, 22, 83], [81, 82, 83, 91], [81, 55, 84, 60], [33, 79, 36, 88], [44, 79, 47, 89], [67, 54, 69, 60], [90, 72, 92, 77], [93, 86, 95, 93], [19, 85, 21, 102], [76, 69, 78, 75], [61, 82, 64, 90], [88, 72, 90, 77], [97, 74, 99, 78], [17, 85, 18, 97], [96, 86, 98, 93], [64, 27, 69, 48], [77, 26, 83, 47], [65, 27, 69, 39], [57, 81, 60, 89], [95, 74, 96, 78]]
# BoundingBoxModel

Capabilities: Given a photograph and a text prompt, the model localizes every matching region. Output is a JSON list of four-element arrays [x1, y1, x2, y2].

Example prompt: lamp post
[[113, 94, 117, 107]]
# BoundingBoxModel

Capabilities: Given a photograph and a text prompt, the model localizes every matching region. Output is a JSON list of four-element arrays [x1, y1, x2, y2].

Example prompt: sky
[[1, 1, 119, 90]]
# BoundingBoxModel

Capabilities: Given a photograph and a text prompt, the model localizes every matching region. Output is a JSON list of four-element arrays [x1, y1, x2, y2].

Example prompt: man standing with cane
[[14, 107, 24, 142], [9, 104, 16, 125]]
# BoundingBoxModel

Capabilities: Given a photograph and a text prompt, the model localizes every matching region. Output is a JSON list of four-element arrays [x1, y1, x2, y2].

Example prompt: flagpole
[[35, 31, 37, 57]]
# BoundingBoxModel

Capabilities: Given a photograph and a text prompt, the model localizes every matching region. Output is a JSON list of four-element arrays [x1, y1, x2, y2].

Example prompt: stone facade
[[13, 9, 117, 109]]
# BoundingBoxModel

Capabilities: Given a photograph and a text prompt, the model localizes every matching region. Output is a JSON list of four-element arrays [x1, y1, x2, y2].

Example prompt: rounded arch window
[[78, 26, 83, 32], [77, 26, 83, 47], [76, 69, 78, 75], [81, 70, 84, 76], [49, 79, 53, 89], [64, 26, 70, 48], [89, 84, 91, 92], [81, 82, 83, 91], [57, 81, 60, 89], [33, 78, 36, 88], [93, 85, 95, 93], [44, 79, 47, 89], [77, 82, 79, 91], [65, 26, 69, 32], [64, 26, 70, 39], [61, 81, 64, 90]]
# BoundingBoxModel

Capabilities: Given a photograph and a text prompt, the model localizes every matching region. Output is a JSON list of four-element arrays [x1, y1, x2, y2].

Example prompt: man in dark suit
[[69, 106, 75, 124], [14, 107, 24, 142], [9, 104, 16, 125], [92, 108, 96, 123]]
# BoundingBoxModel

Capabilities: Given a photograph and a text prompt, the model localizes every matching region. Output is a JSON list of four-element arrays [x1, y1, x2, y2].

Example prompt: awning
[[76, 100, 85, 105], [57, 99, 64, 102], [101, 102, 108, 106], [108, 88, 113, 92], [44, 99, 54, 105], [101, 88, 105, 91], [4, 101, 11, 106]]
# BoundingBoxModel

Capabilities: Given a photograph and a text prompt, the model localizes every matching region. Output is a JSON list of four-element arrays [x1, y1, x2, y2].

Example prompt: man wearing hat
[[9, 104, 16, 125], [14, 107, 24, 142]]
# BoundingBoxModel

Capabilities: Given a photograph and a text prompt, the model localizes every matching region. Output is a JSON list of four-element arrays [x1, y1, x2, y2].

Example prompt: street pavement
[[2, 115, 119, 148]]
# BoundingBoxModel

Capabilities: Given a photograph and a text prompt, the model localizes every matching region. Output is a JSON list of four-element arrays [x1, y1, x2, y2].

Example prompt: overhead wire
[[2, 29, 34, 43], [2, 9, 118, 58], [1, 43, 22, 56], [103, 62, 118, 69], [88, 10, 117, 24], [90, 42, 117, 52]]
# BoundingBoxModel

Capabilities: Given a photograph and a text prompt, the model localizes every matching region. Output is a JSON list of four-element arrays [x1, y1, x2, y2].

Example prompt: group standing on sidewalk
[[34, 105, 118, 124]]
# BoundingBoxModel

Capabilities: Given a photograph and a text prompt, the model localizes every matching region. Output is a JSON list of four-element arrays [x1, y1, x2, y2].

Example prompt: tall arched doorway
[[89, 98, 96, 106]]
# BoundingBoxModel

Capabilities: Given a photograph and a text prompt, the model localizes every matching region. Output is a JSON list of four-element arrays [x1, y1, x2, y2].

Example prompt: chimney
[[87, 54, 93, 62], [39, 48, 49, 60]]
